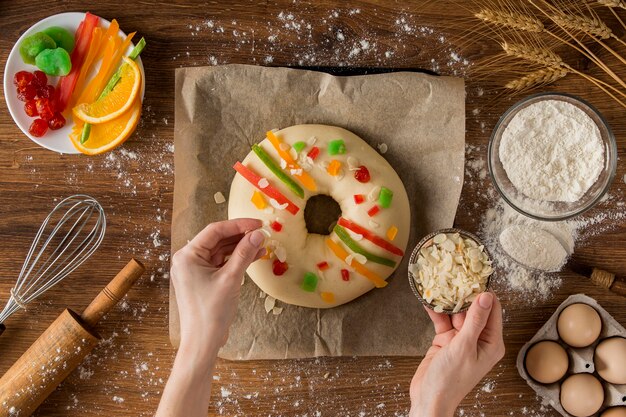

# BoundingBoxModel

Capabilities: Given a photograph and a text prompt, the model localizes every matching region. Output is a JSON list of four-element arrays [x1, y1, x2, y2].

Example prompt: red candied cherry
[[24, 100, 38, 117], [354, 165, 371, 183], [35, 98, 54, 121], [13, 71, 34, 88], [32, 70, 47, 88], [341, 269, 350, 281], [29, 118, 48, 137], [272, 259, 288, 276], [48, 113, 66, 130], [37, 85, 55, 99], [17, 84, 37, 102]]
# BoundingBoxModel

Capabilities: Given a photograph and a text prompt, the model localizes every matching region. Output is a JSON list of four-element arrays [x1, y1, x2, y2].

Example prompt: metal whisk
[[0, 195, 106, 335]]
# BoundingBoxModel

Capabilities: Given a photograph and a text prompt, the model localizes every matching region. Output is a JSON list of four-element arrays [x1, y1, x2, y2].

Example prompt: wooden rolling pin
[[0, 258, 145, 417], [590, 268, 626, 297]]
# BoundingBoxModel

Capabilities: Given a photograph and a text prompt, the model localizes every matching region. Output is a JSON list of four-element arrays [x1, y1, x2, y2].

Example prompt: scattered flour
[[500, 100, 604, 202], [499, 225, 568, 272]]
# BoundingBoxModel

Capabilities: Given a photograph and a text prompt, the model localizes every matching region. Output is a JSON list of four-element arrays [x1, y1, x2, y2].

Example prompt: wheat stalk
[[475, 9, 544, 32], [550, 13, 612, 39], [501, 42, 564, 67], [505, 67, 569, 90], [597, 0, 626, 10]]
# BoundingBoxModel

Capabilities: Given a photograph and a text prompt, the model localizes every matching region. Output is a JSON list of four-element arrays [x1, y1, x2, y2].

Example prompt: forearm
[[156, 342, 220, 417], [409, 392, 456, 417]]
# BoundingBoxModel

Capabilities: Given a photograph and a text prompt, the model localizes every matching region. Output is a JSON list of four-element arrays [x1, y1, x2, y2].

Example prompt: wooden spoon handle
[[81, 258, 145, 328], [611, 280, 626, 297]]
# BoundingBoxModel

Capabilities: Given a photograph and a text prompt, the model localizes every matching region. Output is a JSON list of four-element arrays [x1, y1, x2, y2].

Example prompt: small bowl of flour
[[488, 92, 617, 221]]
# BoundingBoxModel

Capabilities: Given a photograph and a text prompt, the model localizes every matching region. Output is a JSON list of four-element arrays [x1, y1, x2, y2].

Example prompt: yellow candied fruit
[[261, 246, 272, 259], [386, 225, 398, 241], [251, 191, 267, 209], [327, 160, 342, 176], [320, 292, 335, 303]]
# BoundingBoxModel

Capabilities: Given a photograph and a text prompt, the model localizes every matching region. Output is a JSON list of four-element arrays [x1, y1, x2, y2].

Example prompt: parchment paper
[[171, 64, 465, 359]]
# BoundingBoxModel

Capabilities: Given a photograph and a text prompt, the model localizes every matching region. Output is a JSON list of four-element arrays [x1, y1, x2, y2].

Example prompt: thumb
[[459, 292, 494, 344], [223, 230, 265, 277]]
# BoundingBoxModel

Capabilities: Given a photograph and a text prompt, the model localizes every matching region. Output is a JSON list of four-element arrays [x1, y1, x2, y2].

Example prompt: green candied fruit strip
[[293, 141, 306, 153], [42, 27, 75, 53], [35, 48, 72, 76], [301, 272, 318, 292], [378, 186, 393, 208], [333, 225, 397, 268], [20, 32, 56, 64], [252, 144, 304, 198], [327, 139, 346, 155]]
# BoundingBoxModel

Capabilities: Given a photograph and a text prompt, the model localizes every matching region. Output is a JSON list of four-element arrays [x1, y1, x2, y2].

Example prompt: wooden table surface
[[1, 1, 625, 416]]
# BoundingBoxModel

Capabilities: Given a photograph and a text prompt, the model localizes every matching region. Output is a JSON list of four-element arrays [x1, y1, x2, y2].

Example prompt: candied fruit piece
[[317, 261, 329, 270], [29, 118, 48, 137], [327, 159, 342, 176], [341, 269, 350, 281], [48, 113, 66, 130], [301, 272, 318, 292], [42, 26, 75, 53], [327, 139, 346, 155], [353, 194, 365, 204], [320, 292, 335, 303], [292, 141, 306, 153], [270, 221, 283, 232], [272, 259, 288, 276], [38, 85, 55, 99], [13, 71, 34, 88], [354, 166, 370, 183], [35, 98, 54, 121], [24, 100, 38, 117], [19, 32, 56, 65], [35, 48, 72, 76], [32, 70, 47, 88], [386, 225, 398, 241], [378, 186, 394, 208], [307, 146, 320, 160], [17, 85, 37, 102], [251, 191, 267, 209], [367, 205, 380, 217]]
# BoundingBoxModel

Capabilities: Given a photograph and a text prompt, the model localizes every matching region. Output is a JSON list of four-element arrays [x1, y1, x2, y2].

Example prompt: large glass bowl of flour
[[488, 92, 617, 221]]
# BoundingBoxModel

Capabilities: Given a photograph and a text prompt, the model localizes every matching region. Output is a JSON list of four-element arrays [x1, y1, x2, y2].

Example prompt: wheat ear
[[475, 9, 544, 32], [505, 67, 569, 91], [597, 0, 626, 10], [501, 42, 564, 67], [550, 13, 612, 39]]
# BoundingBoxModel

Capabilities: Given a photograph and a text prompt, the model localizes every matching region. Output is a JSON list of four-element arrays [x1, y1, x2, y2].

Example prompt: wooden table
[[1, 1, 624, 416]]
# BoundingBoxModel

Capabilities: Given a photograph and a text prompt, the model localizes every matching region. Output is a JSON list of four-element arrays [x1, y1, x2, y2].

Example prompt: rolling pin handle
[[0, 323, 4, 336], [81, 258, 145, 328]]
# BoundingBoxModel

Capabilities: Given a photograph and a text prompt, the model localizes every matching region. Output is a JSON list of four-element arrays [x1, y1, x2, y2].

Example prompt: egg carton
[[516, 294, 626, 416]]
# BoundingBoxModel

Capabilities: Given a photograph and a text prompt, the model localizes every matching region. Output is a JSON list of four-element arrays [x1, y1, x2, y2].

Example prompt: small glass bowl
[[488, 92, 617, 221], [407, 228, 492, 315]]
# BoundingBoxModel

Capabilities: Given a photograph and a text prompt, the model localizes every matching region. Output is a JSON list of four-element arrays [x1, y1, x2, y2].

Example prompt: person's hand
[[170, 218, 266, 354], [409, 292, 505, 417]]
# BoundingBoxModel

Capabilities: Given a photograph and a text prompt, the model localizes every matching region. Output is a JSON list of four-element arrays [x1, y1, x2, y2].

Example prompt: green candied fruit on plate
[[378, 186, 394, 208], [42, 27, 75, 53], [19, 32, 56, 65], [292, 141, 306, 153], [35, 48, 72, 76], [327, 139, 346, 155], [301, 272, 318, 292]]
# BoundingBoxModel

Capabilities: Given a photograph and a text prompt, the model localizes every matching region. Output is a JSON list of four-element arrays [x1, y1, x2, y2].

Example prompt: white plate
[[3, 12, 145, 154]]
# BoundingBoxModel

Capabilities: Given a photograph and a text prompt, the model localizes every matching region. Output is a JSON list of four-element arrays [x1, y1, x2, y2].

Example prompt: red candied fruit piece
[[341, 269, 350, 281], [24, 100, 38, 117], [29, 119, 48, 137], [317, 261, 329, 270], [307, 146, 320, 160], [13, 71, 34, 88], [270, 221, 283, 232], [32, 71, 47, 88], [35, 98, 54, 121], [48, 113, 66, 130], [353, 194, 365, 204], [17, 85, 37, 102], [272, 259, 288, 276], [38, 85, 55, 99], [354, 166, 370, 183], [367, 205, 380, 217]]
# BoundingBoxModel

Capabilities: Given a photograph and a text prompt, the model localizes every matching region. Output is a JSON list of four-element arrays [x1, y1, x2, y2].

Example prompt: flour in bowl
[[500, 99, 604, 202]]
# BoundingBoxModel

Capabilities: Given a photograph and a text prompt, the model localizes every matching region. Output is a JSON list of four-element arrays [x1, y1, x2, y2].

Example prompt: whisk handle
[[81, 258, 145, 328], [0, 323, 4, 336]]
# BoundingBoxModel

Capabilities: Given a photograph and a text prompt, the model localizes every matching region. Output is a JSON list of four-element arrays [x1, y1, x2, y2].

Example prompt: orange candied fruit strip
[[386, 225, 398, 241], [251, 191, 267, 210], [320, 292, 335, 303], [325, 238, 388, 288], [327, 160, 342, 176], [266, 130, 317, 191]]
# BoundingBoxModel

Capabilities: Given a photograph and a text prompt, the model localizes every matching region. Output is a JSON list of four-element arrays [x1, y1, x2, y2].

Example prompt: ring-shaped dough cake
[[228, 124, 410, 308]]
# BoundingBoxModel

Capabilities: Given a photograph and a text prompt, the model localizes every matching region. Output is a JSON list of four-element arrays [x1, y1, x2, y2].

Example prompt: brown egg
[[601, 407, 626, 417], [595, 337, 626, 384], [557, 303, 602, 348], [560, 374, 604, 417], [525, 340, 569, 384]]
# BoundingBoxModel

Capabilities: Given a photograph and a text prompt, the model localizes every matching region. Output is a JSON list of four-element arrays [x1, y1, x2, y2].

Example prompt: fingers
[[459, 292, 494, 344], [222, 229, 266, 277], [190, 219, 262, 253], [480, 293, 504, 347], [452, 311, 466, 331], [424, 306, 453, 334]]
